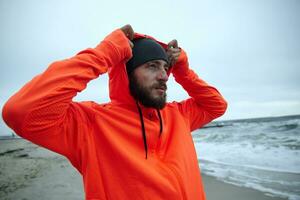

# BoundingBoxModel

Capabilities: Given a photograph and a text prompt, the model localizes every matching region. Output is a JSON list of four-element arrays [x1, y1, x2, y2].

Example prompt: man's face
[[129, 60, 169, 109]]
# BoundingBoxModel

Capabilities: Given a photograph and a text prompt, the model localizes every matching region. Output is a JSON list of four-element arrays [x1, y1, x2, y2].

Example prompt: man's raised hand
[[166, 40, 181, 67], [120, 24, 134, 48]]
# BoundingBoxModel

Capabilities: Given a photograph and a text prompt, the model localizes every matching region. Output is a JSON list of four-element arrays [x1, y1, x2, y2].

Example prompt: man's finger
[[168, 48, 180, 54], [172, 40, 178, 48], [120, 24, 134, 40], [173, 52, 181, 57], [129, 40, 134, 48], [169, 56, 178, 66], [168, 56, 174, 65], [168, 39, 178, 49]]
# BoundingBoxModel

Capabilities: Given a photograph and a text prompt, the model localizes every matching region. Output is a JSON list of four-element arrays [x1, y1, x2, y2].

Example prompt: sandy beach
[[0, 138, 288, 200]]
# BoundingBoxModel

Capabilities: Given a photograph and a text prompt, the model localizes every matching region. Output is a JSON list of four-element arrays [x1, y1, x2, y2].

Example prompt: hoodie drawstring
[[136, 101, 163, 159], [157, 109, 163, 137], [136, 101, 148, 159]]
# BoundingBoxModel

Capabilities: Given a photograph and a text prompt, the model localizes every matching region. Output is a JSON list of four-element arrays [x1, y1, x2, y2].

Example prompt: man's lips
[[154, 84, 167, 91], [153, 86, 166, 96]]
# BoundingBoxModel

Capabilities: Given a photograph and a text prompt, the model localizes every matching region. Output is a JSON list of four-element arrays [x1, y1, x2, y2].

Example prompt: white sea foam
[[196, 142, 300, 174]]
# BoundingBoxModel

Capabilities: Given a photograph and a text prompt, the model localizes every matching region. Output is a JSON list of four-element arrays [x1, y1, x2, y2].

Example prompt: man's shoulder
[[165, 101, 182, 111], [165, 98, 196, 112], [166, 100, 186, 108]]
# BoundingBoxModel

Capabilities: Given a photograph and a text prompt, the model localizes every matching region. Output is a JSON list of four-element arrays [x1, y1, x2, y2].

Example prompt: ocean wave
[[271, 123, 299, 132], [198, 158, 300, 174]]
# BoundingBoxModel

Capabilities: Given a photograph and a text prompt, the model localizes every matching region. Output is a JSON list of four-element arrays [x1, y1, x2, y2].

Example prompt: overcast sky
[[1, 0, 300, 135]]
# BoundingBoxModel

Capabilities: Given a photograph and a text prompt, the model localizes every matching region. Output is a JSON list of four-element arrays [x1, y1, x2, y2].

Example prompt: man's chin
[[150, 96, 167, 109], [139, 95, 166, 109], [145, 102, 166, 109]]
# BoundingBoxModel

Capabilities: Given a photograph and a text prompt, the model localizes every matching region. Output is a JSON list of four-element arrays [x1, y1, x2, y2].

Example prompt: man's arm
[[168, 41, 228, 131], [2, 28, 132, 162]]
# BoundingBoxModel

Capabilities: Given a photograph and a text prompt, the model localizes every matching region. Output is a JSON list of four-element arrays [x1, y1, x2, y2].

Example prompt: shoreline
[[202, 174, 288, 200], [0, 138, 289, 200]]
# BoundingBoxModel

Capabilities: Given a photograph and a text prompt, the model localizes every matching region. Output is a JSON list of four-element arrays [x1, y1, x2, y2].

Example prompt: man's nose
[[157, 69, 168, 82]]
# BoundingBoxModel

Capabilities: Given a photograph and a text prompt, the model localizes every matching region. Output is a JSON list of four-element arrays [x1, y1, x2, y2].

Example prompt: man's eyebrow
[[150, 60, 168, 67], [149, 60, 160, 64]]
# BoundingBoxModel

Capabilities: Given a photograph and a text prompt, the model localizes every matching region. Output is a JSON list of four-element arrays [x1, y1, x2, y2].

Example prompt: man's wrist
[[171, 49, 189, 76]]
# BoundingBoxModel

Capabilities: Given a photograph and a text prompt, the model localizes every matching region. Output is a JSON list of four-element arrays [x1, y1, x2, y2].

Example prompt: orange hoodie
[[2, 29, 227, 200]]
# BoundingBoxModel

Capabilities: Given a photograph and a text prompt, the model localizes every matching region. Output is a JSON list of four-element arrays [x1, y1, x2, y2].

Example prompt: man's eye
[[149, 64, 157, 68]]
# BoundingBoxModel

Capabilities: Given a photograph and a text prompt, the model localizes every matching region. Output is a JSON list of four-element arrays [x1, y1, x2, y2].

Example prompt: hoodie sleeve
[[171, 49, 227, 131], [1, 29, 132, 166]]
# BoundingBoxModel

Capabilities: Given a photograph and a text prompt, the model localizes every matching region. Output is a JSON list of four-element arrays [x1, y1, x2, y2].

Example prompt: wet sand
[[0, 138, 288, 200]]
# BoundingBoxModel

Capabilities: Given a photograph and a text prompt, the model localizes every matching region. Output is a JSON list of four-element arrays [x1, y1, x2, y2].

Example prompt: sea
[[1, 115, 299, 199], [194, 115, 300, 200]]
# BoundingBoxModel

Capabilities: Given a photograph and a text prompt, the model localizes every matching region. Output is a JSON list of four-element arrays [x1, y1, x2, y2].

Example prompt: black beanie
[[126, 38, 168, 74]]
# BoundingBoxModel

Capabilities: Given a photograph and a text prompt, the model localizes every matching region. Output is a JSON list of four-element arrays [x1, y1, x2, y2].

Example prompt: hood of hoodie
[[108, 32, 170, 108], [106, 32, 172, 159]]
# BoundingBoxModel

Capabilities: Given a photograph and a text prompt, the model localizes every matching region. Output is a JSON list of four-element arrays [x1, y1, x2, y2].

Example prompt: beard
[[129, 74, 167, 109]]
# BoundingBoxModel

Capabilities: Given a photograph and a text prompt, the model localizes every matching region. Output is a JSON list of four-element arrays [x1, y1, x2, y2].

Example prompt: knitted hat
[[126, 38, 168, 74]]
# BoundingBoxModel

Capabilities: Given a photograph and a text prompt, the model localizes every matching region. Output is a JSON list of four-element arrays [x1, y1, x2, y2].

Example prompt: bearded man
[[2, 24, 227, 200]]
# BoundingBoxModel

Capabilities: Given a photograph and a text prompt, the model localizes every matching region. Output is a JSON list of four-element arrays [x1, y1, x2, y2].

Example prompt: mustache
[[152, 81, 167, 90]]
